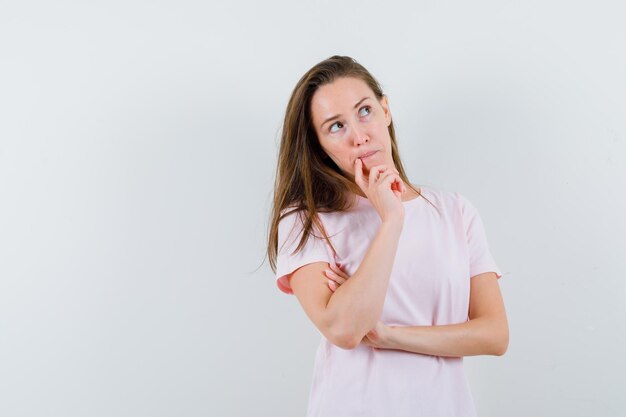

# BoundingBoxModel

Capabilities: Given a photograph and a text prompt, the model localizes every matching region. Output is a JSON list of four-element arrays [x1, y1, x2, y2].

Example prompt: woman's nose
[[352, 125, 369, 146]]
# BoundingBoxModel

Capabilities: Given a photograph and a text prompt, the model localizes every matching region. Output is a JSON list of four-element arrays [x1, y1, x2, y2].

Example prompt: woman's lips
[[358, 150, 378, 161]]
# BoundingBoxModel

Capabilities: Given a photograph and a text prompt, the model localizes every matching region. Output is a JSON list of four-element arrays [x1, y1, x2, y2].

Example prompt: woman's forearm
[[384, 317, 509, 357], [326, 219, 403, 348]]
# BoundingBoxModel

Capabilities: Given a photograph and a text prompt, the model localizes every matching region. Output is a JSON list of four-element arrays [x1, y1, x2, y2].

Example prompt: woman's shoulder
[[415, 185, 476, 218]]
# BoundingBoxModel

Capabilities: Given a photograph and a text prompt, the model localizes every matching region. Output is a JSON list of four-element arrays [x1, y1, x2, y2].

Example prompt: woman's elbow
[[493, 339, 508, 356], [492, 324, 509, 356], [327, 328, 361, 350], [325, 321, 362, 350], [334, 336, 360, 350]]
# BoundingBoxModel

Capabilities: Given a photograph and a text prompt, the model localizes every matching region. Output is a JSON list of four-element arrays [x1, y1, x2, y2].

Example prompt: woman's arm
[[328, 219, 403, 346], [360, 272, 509, 357], [290, 163, 407, 350], [291, 219, 403, 350]]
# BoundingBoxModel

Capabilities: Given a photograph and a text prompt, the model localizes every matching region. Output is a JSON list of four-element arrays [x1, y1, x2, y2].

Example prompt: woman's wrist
[[382, 326, 398, 349], [380, 218, 404, 233]]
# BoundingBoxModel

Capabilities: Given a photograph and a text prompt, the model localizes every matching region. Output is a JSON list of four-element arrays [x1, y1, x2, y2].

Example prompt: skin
[[287, 77, 413, 350], [326, 266, 509, 356], [311, 76, 509, 356], [310, 76, 420, 206], [311, 76, 393, 176]]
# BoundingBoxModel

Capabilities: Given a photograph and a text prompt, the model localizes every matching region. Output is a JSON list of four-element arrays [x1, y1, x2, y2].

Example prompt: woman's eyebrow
[[320, 97, 371, 128]]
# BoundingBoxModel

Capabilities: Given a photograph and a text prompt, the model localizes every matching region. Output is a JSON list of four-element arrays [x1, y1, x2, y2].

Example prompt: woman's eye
[[329, 122, 343, 133], [328, 108, 369, 133]]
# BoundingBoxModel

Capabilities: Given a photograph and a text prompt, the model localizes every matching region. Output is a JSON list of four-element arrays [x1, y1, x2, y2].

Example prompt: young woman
[[267, 55, 508, 417]]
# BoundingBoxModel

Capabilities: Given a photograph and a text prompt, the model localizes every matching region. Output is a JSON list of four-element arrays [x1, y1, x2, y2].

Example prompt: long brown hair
[[267, 55, 436, 272]]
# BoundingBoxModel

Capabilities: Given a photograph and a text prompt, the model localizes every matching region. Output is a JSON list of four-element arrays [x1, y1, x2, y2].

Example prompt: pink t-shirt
[[275, 185, 502, 417]]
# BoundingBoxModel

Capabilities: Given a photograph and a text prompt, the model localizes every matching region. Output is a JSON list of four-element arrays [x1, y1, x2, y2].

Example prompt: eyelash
[[329, 106, 371, 133]]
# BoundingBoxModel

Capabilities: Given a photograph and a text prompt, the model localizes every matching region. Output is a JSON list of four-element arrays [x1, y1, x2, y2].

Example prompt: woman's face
[[310, 76, 394, 178]]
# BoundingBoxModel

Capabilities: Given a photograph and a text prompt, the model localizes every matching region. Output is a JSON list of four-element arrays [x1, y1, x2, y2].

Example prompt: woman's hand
[[361, 320, 393, 349], [324, 262, 351, 292], [354, 159, 406, 224], [324, 264, 393, 349]]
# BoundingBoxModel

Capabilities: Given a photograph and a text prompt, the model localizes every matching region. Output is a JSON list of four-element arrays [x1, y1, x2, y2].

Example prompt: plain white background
[[1, 1, 625, 416]]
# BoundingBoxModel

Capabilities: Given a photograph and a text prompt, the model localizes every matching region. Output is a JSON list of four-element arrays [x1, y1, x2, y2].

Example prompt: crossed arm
[[326, 267, 509, 357]]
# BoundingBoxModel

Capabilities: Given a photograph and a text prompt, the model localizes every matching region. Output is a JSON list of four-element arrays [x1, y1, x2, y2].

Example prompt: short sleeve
[[457, 193, 502, 279], [275, 210, 334, 294]]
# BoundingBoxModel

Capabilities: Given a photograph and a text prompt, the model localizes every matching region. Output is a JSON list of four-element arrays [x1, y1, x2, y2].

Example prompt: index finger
[[354, 158, 366, 191]]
